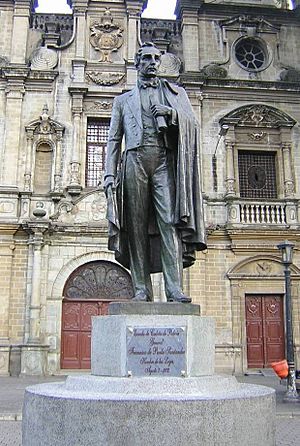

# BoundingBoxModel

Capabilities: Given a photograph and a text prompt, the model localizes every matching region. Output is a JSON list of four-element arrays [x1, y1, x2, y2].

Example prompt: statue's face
[[137, 47, 161, 78]]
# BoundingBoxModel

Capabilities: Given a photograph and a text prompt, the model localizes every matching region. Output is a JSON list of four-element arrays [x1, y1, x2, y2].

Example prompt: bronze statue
[[104, 42, 206, 303]]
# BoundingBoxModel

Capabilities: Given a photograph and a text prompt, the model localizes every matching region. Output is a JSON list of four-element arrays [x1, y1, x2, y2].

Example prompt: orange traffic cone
[[271, 360, 289, 379]]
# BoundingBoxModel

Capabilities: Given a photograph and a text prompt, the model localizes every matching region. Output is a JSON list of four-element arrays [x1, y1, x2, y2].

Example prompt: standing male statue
[[104, 42, 206, 303]]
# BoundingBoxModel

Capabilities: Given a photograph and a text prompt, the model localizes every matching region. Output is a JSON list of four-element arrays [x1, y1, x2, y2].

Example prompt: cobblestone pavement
[[276, 417, 300, 446], [0, 417, 300, 446]]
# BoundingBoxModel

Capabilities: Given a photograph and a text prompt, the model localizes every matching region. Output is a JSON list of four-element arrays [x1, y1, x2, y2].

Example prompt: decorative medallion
[[90, 9, 124, 63], [85, 70, 125, 85], [30, 47, 58, 70], [63, 261, 134, 300]]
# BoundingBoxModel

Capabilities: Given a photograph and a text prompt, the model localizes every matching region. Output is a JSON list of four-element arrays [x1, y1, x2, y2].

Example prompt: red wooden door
[[61, 301, 109, 369], [246, 295, 285, 368]]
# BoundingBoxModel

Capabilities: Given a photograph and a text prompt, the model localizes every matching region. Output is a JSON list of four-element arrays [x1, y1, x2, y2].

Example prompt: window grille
[[86, 119, 110, 187], [235, 37, 267, 72], [238, 151, 277, 199]]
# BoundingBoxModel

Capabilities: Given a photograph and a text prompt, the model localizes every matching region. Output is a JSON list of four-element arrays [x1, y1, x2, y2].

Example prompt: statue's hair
[[134, 42, 161, 67]]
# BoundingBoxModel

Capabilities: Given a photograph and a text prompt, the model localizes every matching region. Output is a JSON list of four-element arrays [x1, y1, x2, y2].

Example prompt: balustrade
[[239, 202, 286, 224]]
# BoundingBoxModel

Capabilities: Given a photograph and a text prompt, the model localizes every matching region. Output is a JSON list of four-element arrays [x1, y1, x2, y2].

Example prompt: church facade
[[0, 0, 300, 376]]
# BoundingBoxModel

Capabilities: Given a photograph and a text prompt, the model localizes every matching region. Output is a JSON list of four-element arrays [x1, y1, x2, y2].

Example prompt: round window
[[234, 38, 268, 72]]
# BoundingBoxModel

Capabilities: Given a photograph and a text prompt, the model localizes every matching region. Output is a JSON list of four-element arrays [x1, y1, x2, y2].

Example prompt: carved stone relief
[[0, 56, 9, 67], [90, 9, 124, 63], [51, 192, 107, 224], [256, 261, 273, 276], [247, 131, 267, 141], [221, 104, 296, 128], [228, 257, 283, 278], [158, 53, 181, 77], [280, 68, 300, 83], [85, 70, 125, 85], [199, 64, 228, 79], [84, 101, 113, 112], [30, 47, 58, 70]]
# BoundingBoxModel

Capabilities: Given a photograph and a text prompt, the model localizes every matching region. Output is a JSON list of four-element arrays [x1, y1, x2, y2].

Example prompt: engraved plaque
[[126, 326, 186, 377]]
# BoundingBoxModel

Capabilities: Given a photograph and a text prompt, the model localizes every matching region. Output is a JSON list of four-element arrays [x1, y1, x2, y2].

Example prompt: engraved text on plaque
[[126, 326, 186, 377]]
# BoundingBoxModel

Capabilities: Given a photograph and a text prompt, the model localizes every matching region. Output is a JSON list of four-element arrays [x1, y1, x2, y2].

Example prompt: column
[[27, 226, 48, 344], [225, 141, 235, 196]]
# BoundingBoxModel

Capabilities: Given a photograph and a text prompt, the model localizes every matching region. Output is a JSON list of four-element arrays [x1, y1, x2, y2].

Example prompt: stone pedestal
[[22, 303, 276, 446]]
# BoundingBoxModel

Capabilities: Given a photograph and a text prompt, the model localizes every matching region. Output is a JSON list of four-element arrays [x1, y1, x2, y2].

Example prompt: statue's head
[[135, 42, 161, 78]]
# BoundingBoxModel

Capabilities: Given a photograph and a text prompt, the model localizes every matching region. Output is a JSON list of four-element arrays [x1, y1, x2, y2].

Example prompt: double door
[[61, 300, 110, 369], [246, 295, 285, 368]]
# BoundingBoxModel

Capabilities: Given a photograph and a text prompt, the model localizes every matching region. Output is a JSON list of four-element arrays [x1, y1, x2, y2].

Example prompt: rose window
[[235, 38, 268, 72]]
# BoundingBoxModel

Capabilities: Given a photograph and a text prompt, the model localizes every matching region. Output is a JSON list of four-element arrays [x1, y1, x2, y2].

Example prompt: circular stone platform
[[22, 374, 275, 446]]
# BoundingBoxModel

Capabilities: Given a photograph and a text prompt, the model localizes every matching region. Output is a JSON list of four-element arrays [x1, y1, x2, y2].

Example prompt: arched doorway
[[61, 260, 133, 369]]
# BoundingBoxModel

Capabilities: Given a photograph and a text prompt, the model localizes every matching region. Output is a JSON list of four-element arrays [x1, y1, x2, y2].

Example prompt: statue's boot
[[132, 292, 151, 302], [167, 291, 192, 303]]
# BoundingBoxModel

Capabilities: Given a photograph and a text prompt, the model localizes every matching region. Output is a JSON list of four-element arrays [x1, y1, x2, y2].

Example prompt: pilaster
[[125, 1, 145, 86], [0, 236, 17, 375], [67, 87, 88, 195], [176, 1, 201, 72], [2, 68, 29, 187], [11, 0, 34, 64]]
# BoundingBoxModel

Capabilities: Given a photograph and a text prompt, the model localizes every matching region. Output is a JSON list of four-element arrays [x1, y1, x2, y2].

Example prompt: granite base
[[22, 374, 275, 446]]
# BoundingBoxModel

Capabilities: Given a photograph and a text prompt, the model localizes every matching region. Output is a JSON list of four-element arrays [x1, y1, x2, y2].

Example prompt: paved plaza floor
[[0, 372, 299, 445]]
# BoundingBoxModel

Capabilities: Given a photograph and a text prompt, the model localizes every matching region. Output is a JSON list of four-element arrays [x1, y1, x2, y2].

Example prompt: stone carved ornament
[[199, 63, 228, 79], [51, 192, 107, 224], [221, 104, 296, 128], [26, 105, 65, 137], [84, 101, 112, 112], [247, 131, 267, 141], [280, 68, 300, 83], [30, 47, 58, 70], [85, 71, 125, 85], [0, 56, 9, 67], [158, 53, 182, 77], [90, 9, 124, 63]]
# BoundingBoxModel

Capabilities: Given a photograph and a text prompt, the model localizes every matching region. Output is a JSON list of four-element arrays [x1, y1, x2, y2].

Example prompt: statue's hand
[[150, 104, 172, 117], [103, 175, 115, 197]]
